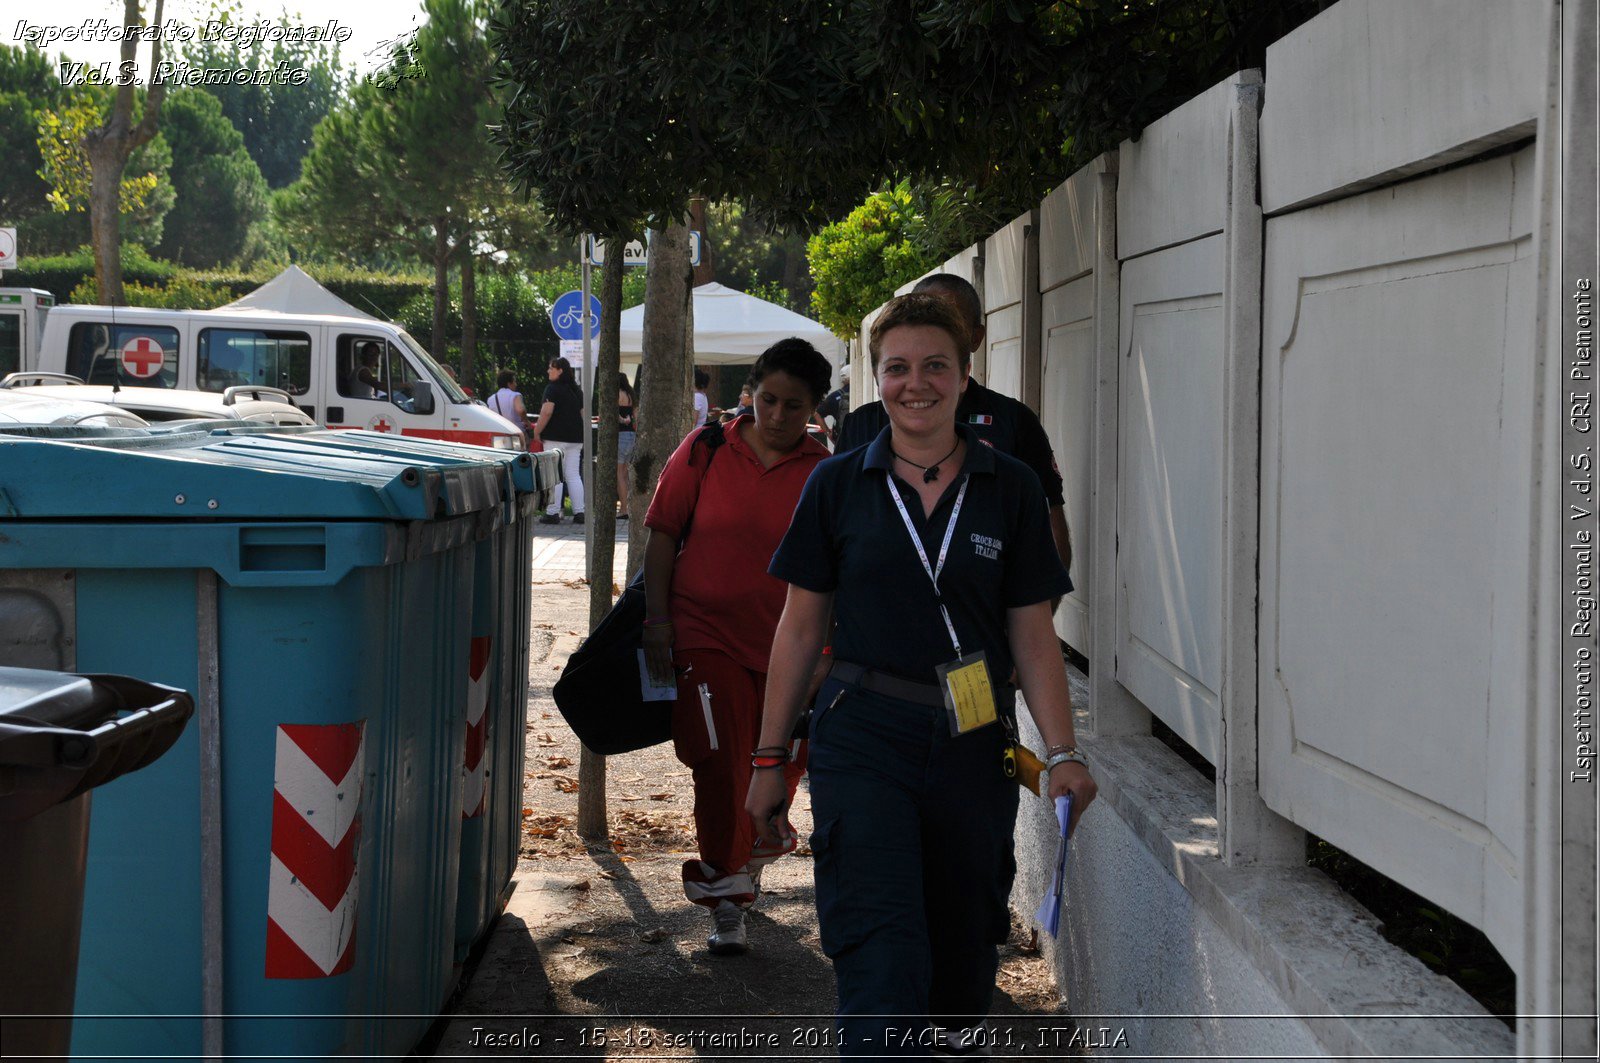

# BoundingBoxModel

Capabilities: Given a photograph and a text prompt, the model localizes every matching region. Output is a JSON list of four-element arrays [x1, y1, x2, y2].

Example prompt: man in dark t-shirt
[[836, 274, 1073, 574]]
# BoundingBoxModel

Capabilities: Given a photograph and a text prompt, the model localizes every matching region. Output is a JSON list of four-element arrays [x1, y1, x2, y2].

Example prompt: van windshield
[[397, 331, 470, 404]]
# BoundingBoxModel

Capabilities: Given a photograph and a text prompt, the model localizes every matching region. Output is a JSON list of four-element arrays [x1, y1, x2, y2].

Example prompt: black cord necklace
[[892, 440, 961, 484]]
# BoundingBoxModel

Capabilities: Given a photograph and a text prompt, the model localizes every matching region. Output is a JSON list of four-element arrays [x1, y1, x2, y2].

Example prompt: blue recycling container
[[0, 426, 536, 1060]]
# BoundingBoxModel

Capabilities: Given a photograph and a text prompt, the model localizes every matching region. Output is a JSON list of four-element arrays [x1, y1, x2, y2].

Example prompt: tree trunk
[[576, 241, 627, 842], [87, 142, 126, 305], [84, 0, 168, 306], [625, 222, 694, 580], [460, 250, 478, 389], [432, 221, 450, 359]]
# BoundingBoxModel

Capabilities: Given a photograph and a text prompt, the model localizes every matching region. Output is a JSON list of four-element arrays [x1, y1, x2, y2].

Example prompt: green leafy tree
[[35, 92, 176, 257], [78, 0, 171, 304], [492, 0, 886, 235], [154, 90, 270, 267], [806, 180, 931, 339], [175, 1, 352, 188], [282, 0, 527, 384], [0, 44, 68, 225]]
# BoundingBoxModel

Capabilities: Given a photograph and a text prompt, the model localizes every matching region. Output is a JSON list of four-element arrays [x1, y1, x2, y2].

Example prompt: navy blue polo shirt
[[835, 380, 1066, 507], [770, 424, 1073, 687]]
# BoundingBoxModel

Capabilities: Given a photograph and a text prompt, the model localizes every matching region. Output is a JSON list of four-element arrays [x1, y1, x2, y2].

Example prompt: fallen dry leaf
[[648, 792, 674, 801], [640, 927, 668, 943], [553, 776, 580, 794], [545, 756, 573, 769]]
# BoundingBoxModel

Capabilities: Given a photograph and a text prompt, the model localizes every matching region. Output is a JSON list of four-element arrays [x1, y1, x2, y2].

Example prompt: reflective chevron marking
[[266, 722, 365, 979], [463, 636, 492, 819]]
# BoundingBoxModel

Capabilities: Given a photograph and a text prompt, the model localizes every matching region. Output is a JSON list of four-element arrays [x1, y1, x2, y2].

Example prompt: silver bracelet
[[1043, 749, 1089, 773]]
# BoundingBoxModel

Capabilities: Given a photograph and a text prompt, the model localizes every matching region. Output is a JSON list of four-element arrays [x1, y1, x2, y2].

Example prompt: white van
[[0, 288, 54, 380], [26, 303, 524, 449]]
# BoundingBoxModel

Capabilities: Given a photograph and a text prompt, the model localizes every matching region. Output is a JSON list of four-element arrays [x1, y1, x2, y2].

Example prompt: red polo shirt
[[645, 416, 831, 673]]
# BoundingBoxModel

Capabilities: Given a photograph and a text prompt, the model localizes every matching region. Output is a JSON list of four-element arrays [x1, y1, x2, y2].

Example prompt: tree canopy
[[492, 0, 1331, 259], [154, 89, 271, 267], [175, 1, 352, 188]]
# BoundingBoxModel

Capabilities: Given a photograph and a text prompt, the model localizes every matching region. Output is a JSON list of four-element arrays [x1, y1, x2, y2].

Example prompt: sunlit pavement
[[529, 508, 634, 585]]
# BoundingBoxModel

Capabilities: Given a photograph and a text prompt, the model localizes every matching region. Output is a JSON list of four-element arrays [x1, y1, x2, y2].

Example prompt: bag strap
[[679, 420, 726, 543]]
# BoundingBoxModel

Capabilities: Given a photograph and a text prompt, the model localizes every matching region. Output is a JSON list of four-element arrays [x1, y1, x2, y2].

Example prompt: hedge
[[6, 246, 428, 319]]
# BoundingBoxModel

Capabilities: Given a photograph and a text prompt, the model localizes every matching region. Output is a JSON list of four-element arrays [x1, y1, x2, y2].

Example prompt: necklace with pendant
[[892, 440, 961, 484]]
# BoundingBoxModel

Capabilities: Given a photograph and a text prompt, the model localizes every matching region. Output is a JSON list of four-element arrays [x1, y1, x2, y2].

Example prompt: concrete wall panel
[[1042, 278, 1095, 655], [1040, 166, 1099, 291], [984, 213, 1028, 312], [1117, 75, 1243, 260], [1116, 234, 1226, 763], [984, 304, 1023, 399], [1259, 148, 1537, 964], [1260, 0, 1548, 215]]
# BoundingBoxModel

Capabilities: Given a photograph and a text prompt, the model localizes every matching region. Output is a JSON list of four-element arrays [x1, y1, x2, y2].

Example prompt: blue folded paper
[[1034, 794, 1073, 937]]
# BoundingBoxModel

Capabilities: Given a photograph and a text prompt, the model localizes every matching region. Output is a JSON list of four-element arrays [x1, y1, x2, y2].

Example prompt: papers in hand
[[1034, 793, 1073, 938], [638, 649, 677, 701]]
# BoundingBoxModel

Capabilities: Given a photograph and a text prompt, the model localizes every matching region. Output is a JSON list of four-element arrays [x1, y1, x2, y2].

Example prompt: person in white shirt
[[693, 368, 711, 426]]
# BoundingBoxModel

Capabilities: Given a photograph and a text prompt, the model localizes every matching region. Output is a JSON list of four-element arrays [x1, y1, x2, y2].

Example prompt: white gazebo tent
[[215, 264, 378, 319], [618, 282, 845, 382]]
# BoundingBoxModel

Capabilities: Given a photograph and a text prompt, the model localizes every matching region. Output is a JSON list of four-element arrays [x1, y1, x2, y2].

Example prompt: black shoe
[[572, 512, 585, 524], [538, 513, 562, 525]]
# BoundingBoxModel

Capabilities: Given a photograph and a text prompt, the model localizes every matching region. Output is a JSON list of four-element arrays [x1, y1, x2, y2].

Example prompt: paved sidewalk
[[530, 510, 635, 585]]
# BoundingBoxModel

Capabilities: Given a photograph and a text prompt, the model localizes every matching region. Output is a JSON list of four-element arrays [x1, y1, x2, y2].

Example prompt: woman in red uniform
[[641, 338, 836, 955]]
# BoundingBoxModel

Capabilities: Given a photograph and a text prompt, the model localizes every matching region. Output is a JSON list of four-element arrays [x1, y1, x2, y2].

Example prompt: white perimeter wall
[[854, 0, 1582, 1056]]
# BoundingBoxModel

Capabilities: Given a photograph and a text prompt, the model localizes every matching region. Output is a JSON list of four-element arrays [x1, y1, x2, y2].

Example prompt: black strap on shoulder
[[693, 420, 726, 463]]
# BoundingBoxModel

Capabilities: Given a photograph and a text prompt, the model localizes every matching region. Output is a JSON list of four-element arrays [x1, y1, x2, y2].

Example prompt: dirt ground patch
[[428, 580, 1081, 1060]]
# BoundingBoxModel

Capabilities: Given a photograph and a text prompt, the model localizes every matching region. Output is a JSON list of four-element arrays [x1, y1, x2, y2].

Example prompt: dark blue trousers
[[807, 676, 1021, 1059]]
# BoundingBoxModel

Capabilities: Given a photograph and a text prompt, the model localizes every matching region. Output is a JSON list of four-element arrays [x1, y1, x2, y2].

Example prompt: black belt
[[828, 659, 946, 708]]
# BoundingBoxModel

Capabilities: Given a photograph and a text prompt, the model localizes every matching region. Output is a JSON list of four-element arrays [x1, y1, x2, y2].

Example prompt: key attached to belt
[[1000, 716, 1047, 796]]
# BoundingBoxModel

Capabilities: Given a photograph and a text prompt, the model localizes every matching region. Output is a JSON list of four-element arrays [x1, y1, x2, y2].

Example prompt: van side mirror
[[410, 378, 435, 415]]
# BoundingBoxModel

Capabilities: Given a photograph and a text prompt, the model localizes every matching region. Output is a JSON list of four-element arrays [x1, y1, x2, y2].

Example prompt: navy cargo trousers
[[807, 674, 1021, 1059]]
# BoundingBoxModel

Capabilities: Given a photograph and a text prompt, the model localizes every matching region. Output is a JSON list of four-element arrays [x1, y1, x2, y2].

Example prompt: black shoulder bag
[[552, 423, 726, 754]]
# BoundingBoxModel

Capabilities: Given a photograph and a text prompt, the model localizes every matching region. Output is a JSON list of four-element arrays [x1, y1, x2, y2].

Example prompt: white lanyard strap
[[885, 473, 969, 656]]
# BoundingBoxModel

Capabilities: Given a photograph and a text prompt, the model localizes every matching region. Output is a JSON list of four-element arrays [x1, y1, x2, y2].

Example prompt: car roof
[[5, 384, 315, 425], [0, 389, 151, 428]]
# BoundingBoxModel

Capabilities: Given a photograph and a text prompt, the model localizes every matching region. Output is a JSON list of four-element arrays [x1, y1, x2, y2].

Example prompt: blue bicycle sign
[[549, 290, 601, 341]]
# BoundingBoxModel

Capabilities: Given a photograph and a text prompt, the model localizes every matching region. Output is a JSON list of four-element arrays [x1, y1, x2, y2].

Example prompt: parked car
[[0, 373, 316, 427], [0, 387, 150, 429]]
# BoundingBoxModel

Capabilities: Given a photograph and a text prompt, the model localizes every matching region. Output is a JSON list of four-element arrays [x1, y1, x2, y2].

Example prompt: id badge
[[935, 651, 998, 736]]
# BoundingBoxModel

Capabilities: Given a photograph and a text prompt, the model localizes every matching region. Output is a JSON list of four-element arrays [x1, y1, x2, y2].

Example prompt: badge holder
[[936, 650, 998, 736]]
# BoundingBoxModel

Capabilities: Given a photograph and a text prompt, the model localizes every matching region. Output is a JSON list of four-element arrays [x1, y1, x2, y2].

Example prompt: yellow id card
[[935, 652, 998, 735]]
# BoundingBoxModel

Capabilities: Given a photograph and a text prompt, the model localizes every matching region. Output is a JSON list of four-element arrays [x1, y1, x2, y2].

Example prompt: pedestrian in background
[[750, 292, 1097, 1057], [486, 368, 530, 446], [641, 338, 835, 956], [693, 368, 712, 425], [616, 371, 637, 519], [837, 274, 1074, 575], [533, 356, 586, 524]]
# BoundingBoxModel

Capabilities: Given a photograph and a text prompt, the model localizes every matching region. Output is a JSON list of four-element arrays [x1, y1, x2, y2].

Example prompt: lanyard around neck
[[885, 473, 970, 657]]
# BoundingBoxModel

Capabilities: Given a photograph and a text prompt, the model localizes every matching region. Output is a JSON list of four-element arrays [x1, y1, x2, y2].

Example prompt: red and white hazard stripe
[[266, 722, 365, 979], [463, 636, 492, 819]]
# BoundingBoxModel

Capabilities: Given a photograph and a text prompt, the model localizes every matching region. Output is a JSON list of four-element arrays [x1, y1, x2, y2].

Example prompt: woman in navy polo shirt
[[749, 293, 1098, 1058], [641, 338, 835, 958]]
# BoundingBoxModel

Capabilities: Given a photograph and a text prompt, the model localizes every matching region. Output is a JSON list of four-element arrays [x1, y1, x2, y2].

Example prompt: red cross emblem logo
[[120, 336, 165, 379], [369, 416, 393, 433]]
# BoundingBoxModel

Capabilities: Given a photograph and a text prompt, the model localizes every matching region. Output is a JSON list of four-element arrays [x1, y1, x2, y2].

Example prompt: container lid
[[0, 667, 193, 821], [0, 427, 534, 522]]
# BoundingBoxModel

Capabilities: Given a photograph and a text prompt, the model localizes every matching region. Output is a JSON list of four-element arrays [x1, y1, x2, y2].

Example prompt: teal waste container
[[0, 426, 536, 1060], [0, 667, 193, 1059]]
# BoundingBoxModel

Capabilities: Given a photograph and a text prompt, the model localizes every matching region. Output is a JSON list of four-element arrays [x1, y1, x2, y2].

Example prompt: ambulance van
[[24, 302, 524, 448]]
